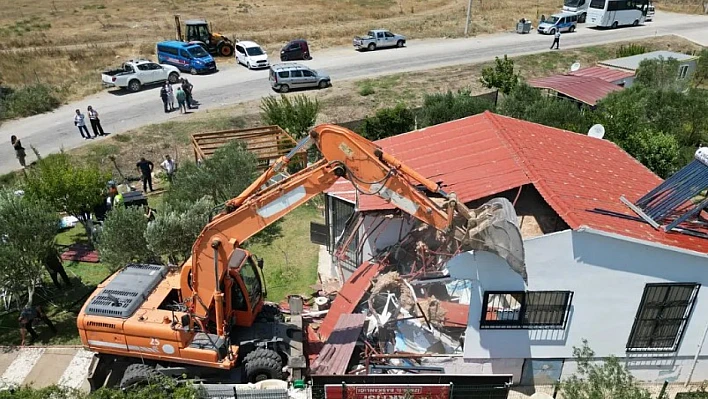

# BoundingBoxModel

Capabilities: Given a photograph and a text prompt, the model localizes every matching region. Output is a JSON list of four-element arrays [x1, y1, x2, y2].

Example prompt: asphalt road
[[1, 11, 707, 174]]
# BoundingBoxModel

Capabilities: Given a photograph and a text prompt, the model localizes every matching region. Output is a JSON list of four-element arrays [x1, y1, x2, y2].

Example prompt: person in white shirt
[[551, 30, 561, 50], [74, 109, 90, 139], [87, 105, 105, 137], [160, 154, 176, 183], [165, 83, 175, 111]]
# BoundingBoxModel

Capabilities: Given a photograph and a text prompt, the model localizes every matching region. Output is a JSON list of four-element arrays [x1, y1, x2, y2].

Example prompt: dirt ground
[[68, 35, 703, 177]]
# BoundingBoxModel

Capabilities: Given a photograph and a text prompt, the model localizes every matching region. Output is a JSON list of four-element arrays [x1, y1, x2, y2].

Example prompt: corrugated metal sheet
[[569, 66, 635, 83], [327, 112, 707, 255], [311, 313, 367, 375], [528, 75, 623, 106]]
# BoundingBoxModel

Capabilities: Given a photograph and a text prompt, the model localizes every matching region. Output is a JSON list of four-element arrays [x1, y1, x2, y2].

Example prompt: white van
[[235, 41, 270, 70], [537, 12, 579, 35]]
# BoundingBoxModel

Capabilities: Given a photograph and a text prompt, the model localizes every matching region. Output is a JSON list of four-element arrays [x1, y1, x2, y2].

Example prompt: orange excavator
[[77, 124, 526, 390]]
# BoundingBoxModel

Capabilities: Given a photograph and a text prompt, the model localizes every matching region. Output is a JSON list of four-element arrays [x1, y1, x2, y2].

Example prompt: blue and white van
[[156, 41, 217, 75], [537, 12, 579, 34]]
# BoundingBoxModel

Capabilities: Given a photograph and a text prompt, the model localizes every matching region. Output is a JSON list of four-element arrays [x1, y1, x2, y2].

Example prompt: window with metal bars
[[480, 291, 573, 329], [626, 283, 700, 352]]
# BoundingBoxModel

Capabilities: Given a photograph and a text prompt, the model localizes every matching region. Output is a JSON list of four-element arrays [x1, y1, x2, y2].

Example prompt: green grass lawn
[[248, 202, 324, 302]]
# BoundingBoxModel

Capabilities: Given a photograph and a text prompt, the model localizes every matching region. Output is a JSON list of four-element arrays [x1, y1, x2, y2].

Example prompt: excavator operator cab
[[225, 248, 265, 328]]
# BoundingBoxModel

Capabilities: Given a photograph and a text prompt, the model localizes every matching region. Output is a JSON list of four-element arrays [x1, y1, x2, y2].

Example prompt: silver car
[[268, 63, 331, 93]]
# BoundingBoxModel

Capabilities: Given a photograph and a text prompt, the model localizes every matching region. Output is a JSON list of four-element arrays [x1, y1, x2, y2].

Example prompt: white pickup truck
[[101, 59, 181, 92], [353, 29, 406, 51]]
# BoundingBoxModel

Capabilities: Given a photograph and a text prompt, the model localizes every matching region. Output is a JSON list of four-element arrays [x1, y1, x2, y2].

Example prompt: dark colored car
[[280, 39, 311, 61]]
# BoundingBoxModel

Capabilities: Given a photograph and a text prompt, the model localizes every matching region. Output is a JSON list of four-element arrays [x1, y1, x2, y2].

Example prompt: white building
[[318, 112, 708, 385]]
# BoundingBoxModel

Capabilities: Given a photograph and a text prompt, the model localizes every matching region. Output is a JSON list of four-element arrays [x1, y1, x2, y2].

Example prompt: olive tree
[[95, 206, 157, 272], [260, 94, 320, 140], [0, 189, 59, 307], [146, 197, 213, 265]]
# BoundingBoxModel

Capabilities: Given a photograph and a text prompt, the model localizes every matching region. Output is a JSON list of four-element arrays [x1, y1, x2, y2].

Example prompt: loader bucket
[[456, 197, 527, 281]]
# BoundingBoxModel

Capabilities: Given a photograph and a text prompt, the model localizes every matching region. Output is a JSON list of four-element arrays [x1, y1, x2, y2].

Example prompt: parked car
[[353, 29, 406, 51], [157, 41, 217, 75], [280, 39, 311, 61], [235, 41, 269, 69], [101, 59, 181, 92], [537, 12, 578, 34], [269, 63, 330, 93]]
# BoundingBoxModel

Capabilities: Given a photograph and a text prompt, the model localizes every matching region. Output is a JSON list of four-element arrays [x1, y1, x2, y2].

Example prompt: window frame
[[480, 290, 574, 330], [679, 65, 689, 79], [626, 283, 700, 352]]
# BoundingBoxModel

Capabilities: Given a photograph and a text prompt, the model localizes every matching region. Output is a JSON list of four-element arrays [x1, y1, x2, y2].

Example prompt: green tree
[[23, 152, 110, 234], [260, 94, 320, 140], [0, 189, 59, 307], [95, 206, 156, 272], [360, 103, 416, 140], [622, 129, 681, 178], [498, 83, 589, 132], [165, 141, 282, 246], [694, 48, 708, 87], [146, 197, 213, 264], [592, 86, 650, 145], [419, 90, 496, 127], [559, 340, 652, 399], [635, 57, 687, 92], [480, 55, 520, 95]]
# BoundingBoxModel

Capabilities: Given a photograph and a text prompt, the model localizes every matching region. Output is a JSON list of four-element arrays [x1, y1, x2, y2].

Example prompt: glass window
[[679, 65, 690, 79], [180, 49, 191, 58], [277, 71, 289, 78], [291, 70, 303, 78], [303, 70, 314, 77], [246, 46, 265, 56], [188, 46, 208, 58], [384, 32, 394, 38], [589, 0, 606, 8], [137, 64, 150, 71], [239, 261, 262, 310], [481, 291, 574, 329], [148, 63, 162, 70]]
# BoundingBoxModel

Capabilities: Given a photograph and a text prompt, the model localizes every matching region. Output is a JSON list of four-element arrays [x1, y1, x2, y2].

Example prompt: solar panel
[[621, 147, 708, 237]]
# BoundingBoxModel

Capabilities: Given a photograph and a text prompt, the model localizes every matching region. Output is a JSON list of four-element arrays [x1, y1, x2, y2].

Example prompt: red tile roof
[[569, 66, 635, 83], [326, 112, 708, 255], [528, 75, 624, 106]]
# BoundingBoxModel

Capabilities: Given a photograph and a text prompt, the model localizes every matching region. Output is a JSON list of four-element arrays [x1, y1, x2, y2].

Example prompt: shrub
[[480, 55, 520, 95], [419, 90, 496, 127], [95, 205, 157, 272], [360, 103, 416, 140], [1, 83, 61, 119], [616, 43, 647, 58]]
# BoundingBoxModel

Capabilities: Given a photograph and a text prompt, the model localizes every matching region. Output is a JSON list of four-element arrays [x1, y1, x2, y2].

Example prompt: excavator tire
[[119, 363, 163, 390], [257, 303, 284, 323], [243, 348, 283, 383]]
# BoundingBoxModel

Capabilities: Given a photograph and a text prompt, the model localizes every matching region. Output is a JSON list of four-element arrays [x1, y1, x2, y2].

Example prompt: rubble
[[305, 215, 474, 378]]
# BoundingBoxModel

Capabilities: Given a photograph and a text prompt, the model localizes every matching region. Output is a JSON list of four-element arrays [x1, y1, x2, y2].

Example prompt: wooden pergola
[[191, 125, 305, 170]]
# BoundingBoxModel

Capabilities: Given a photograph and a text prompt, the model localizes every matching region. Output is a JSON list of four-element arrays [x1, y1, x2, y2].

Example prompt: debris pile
[[297, 216, 473, 376]]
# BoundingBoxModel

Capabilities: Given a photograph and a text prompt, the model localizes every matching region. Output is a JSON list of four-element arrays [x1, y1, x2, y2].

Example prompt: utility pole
[[464, 0, 473, 36]]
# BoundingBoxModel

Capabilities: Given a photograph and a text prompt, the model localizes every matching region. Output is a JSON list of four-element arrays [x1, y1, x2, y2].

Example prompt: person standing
[[551, 30, 561, 50], [165, 82, 175, 111], [74, 109, 90, 139], [160, 154, 176, 182], [11, 135, 26, 168], [87, 106, 105, 137], [176, 87, 187, 114], [160, 86, 169, 113], [182, 79, 194, 109], [136, 157, 154, 192], [44, 247, 72, 289]]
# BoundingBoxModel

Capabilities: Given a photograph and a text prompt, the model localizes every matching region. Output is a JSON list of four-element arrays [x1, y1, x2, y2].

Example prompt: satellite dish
[[588, 124, 606, 139], [570, 62, 581, 72], [530, 394, 554, 399]]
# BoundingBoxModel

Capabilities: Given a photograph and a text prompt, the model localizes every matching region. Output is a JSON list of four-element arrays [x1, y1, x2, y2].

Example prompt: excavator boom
[[187, 124, 526, 325]]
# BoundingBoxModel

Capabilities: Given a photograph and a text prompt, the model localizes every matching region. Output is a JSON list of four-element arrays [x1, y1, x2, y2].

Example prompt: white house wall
[[447, 229, 708, 384], [359, 214, 414, 266]]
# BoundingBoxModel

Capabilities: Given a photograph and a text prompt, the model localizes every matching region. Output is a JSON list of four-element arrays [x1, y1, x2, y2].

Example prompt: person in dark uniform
[[44, 247, 72, 289], [11, 135, 26, 168], [136, 157, 154, 192]]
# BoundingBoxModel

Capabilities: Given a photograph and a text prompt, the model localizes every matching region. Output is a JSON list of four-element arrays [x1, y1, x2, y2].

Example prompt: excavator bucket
[[455, 197, 527, 281]]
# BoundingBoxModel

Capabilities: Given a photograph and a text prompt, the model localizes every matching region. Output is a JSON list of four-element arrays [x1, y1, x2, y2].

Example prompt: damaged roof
[[327, 111, 707, 254], [528, 75, 624, 106]]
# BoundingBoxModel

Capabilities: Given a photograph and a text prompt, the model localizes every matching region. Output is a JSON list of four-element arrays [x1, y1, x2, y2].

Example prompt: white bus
[[586, 0, 649, 28]]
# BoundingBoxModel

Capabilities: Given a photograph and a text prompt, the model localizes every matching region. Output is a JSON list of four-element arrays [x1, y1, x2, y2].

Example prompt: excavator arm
[[186, 124, 526, 335]]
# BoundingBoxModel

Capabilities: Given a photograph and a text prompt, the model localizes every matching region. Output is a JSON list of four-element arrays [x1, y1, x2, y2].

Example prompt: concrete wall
[[446, 229, 708, 384]]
